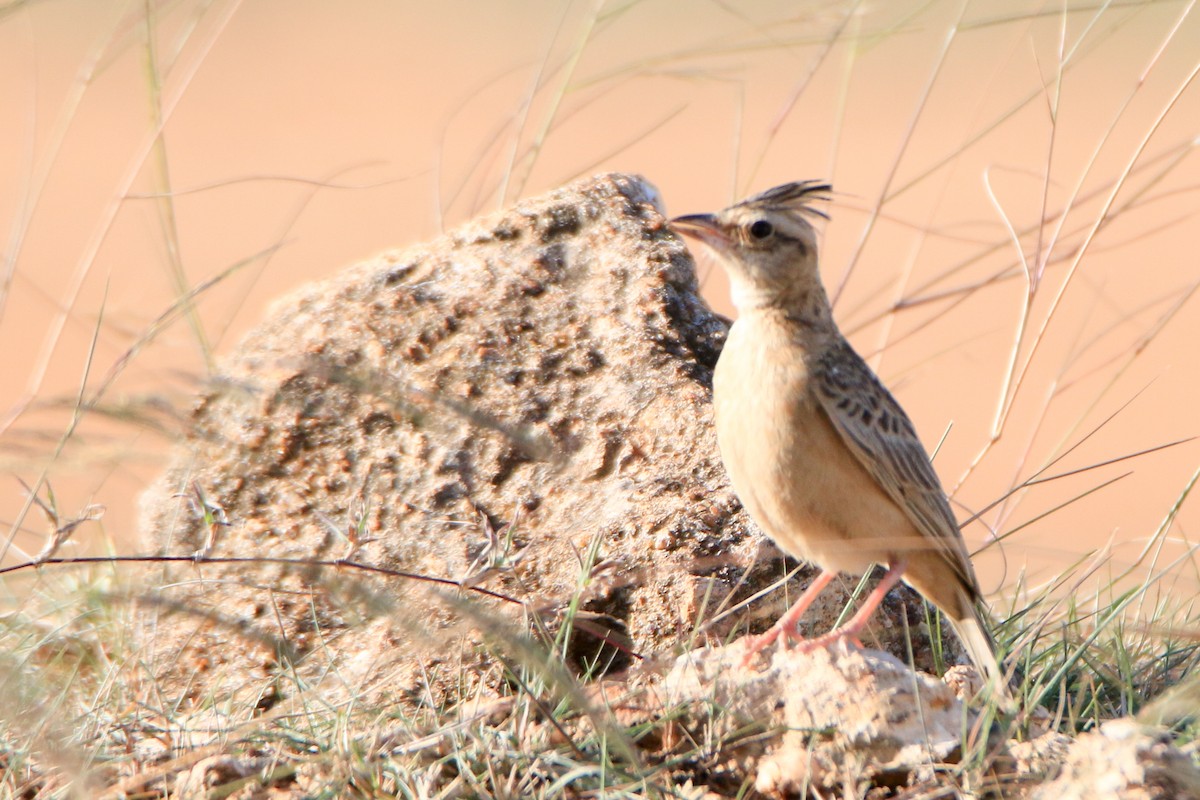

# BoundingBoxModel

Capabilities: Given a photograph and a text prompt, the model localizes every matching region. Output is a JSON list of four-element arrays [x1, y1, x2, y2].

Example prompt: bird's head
[[671, 181, 831, 313]]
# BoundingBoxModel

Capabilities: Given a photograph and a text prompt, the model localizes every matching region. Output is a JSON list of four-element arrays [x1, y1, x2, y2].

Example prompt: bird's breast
[[712, 318, 814, 525], [712, 316, 893, 573], [713, 321, 811, 449]]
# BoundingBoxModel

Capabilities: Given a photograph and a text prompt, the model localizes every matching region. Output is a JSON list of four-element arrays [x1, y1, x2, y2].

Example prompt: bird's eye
[[749, 219, 774, 239]]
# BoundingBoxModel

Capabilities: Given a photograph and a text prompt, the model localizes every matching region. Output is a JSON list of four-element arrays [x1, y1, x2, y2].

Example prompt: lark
[[672, 182, 1002, 688]]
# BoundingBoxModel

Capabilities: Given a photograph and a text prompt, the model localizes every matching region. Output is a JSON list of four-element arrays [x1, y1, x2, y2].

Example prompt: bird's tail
[[944, 593, 1013, 711]]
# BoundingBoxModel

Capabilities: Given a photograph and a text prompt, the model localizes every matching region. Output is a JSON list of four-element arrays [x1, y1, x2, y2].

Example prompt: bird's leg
[[739, 568, 837, 664], [797, 559, 907, 653]]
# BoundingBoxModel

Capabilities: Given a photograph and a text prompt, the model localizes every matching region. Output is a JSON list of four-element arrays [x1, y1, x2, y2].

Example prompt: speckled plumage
[[672, 182, 1003, 691]]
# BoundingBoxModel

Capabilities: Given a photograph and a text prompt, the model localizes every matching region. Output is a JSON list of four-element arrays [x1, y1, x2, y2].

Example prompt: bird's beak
[[669, 213, 730, 250]]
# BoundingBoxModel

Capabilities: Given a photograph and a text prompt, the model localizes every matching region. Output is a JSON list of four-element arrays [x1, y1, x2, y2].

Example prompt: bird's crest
[[738, 181, 832, 220]]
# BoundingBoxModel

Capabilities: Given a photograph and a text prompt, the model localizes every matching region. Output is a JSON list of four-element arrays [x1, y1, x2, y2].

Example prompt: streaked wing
[[810, 337, 980, 593]]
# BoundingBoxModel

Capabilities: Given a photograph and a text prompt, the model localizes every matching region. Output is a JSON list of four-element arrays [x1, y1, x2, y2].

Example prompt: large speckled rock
[[137, 172, 956, 713]]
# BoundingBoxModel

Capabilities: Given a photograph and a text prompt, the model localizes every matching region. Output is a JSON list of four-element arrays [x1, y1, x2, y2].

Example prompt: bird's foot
[[793, 626, 864, 655], [737, 630, 778, 667], [737, 623, 810, 667]]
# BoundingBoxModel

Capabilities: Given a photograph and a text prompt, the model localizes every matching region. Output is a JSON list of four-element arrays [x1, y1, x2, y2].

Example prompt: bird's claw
[[739, 623, 865, 667], [794, 628, 864, 654], [737, 623, 812, 667]]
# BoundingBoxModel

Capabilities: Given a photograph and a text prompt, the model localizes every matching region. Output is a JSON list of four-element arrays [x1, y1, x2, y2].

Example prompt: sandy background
[[1, 1, 1197, 608]]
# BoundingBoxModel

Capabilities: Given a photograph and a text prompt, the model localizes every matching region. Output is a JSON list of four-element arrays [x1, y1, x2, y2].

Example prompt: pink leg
[[740, 569, 837, 664], [797, 559, 907, 653]]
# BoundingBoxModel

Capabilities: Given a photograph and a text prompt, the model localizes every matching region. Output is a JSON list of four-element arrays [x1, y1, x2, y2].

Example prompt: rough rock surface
[[137, 172, 965, 712], [664, 642, 975, 794], [1031, 720, 1200, 800]]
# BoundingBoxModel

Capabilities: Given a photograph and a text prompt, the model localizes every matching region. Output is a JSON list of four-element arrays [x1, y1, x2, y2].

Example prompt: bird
[[670, 181, 1004, 691]]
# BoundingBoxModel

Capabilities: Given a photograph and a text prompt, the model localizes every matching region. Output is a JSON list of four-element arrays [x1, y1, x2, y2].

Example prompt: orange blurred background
[[1, 1, 1197, 609]]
